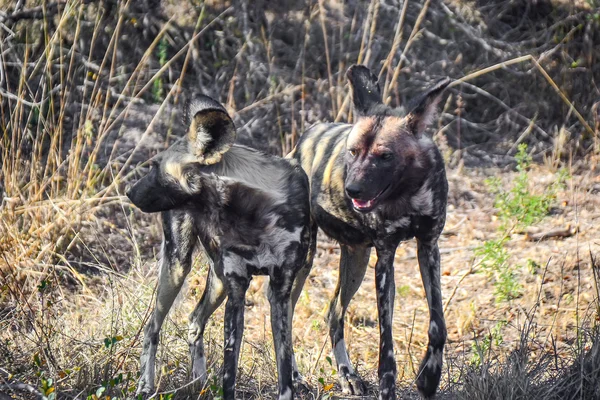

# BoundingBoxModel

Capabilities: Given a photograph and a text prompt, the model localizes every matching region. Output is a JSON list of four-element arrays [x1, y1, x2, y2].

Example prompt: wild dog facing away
[[127, 95, 314, 400], [289, 65, 451, 399]]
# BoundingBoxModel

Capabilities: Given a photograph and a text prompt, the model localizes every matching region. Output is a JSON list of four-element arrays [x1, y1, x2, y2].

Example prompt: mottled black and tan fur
[[128, 95, 314, 400], [289, 65, 450, 399]]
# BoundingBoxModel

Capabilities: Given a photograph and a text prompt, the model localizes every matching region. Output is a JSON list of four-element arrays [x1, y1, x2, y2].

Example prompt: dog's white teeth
[[352, 199, 373, 209]]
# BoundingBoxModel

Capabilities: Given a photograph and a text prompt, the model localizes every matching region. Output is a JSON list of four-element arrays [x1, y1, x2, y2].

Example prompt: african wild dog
[[127, 95, 314, 400], [289, 65, 451, 399]]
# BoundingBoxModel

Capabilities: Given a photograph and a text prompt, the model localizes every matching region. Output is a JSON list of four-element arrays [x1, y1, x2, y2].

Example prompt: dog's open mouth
[[350, 185, 390, 212]]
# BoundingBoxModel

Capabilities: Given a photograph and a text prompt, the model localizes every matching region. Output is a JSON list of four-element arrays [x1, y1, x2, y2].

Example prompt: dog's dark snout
[[345, 184, 362, 199]]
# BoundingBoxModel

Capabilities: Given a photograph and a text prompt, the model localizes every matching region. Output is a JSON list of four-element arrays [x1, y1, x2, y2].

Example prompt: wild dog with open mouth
[[127, 95, 314, 400], [289, 66, 451, 399]]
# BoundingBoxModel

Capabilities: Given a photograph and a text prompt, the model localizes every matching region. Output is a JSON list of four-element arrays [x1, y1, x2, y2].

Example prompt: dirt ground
[[113, 161, 598, 399], [1, 1, 599, 398]]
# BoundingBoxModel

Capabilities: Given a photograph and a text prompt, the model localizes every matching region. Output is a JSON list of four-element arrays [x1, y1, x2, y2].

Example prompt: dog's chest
[[314, 184, 442, 245]]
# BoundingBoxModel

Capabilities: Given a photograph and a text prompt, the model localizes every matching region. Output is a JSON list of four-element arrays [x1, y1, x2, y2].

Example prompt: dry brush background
[[0, 0, 599, 399]]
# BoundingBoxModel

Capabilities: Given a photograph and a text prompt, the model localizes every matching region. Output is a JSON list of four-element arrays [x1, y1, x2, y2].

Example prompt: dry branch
[[525, 225, 578, 242], [0, 383, 43, 399], [0, 0, 100, 24]]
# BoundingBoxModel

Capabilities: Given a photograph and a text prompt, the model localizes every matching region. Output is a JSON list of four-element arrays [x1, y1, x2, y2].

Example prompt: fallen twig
[[0, 383, 44, 399], [443, 262, 479, 313], [525, 225, 578, 242]]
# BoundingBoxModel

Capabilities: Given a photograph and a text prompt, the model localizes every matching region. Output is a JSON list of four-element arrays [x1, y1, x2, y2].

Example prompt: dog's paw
[[416, 349, 443, 399], [134, 384, 154, 399], [292, 372, 311, 394], [339, 371, 367, 395]]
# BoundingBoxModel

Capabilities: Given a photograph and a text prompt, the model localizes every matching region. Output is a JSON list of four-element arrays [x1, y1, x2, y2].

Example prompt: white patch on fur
[[418, 134, 434, 147], [334, 340, 356, 374], [429, 321, 439, 336], [192, 353, 207, 383], [379, 272, 387, 292], [384, 217, 410, 233], [138, 339, 157, 394], [194, 126, 212, 151], [426, 347, 443, 371], [279, 387, 293, 400], [223, 253, 254, 278], [256, 214, 303, 271], [411, 181, 434, 215]]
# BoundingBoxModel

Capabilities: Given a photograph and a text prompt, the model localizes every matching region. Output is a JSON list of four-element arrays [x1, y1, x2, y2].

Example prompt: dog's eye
[[381, 153, 393, 161], [349, 149, 358, 158]]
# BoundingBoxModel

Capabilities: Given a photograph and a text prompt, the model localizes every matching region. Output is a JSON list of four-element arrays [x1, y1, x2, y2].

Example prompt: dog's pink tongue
[[352, 198, 373, 209]]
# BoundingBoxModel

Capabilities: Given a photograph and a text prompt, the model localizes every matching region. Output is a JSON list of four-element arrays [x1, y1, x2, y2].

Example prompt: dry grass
[[1, 0, 599, 399]]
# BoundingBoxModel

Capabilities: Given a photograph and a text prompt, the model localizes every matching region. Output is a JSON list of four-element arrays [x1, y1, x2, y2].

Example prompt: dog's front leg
[[222, 275, 250, 400], [138, 211, 195, 397], [374, 247, 397, 400], [415, 238, 446, 399]]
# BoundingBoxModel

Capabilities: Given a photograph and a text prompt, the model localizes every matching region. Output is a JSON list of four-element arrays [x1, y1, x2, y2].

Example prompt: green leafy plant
[[200, 373, 223, 400], [40, 375, 56, 400], [475, 238, 522, 302], [104, 335, 124, 349], [477, 144, 568, 303], [318, 356, 336, 399], [153, 38, 169, 103], [470, 320, 507, 367], [486, 144, 567, 231]]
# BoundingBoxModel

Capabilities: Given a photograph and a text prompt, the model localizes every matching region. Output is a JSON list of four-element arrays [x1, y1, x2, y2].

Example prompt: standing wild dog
[[127, 94, 314, 400], [289, 65, 451, 399]]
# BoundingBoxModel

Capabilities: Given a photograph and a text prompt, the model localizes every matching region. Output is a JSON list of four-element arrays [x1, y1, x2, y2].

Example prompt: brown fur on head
[[344, 65, 451, 212]]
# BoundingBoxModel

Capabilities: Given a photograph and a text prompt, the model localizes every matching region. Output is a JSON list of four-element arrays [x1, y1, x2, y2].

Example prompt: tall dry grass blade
[[84, 5, 157, 186], [98, 7, 233, 149], [96, 82, 180, 199], [452, 54, 593, 138], [451, 55, 534, 87], [317, 0, 336, 117], [381, 0, 409, 101], [530, 58, 594, 136], [362, 0, 380, 66], [356, 0, 375, 66], [236, 85, 302, 115], [387, 0, 431, 104]]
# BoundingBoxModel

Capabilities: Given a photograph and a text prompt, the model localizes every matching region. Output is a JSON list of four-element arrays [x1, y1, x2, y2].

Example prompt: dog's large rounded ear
[[186, 94, 236, 165], [406, 78, 452, 135], [347, 65, 383, 116]]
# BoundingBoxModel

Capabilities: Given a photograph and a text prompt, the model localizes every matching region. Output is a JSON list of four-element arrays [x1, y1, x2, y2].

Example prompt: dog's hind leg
[[188, 260, 226, 388], [327, 244, 371, 395], [138, 211, 196, 396], [415, 239, 446, 399], [268, 275, 295, 400], [222, 258, 250, 400], [289, 222, 317, 387]]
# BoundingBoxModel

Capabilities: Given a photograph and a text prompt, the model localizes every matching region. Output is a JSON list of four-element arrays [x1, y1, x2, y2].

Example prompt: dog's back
[[204, 144, 308, 209]]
